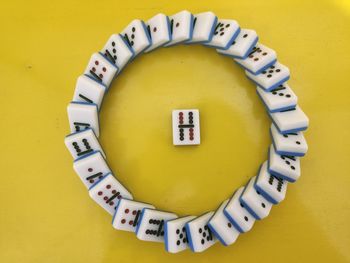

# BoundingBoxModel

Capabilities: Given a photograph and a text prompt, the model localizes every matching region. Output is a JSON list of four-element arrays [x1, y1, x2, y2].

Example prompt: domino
[[101, 34, 134, 71], [270, 123, 308, 156], [204, 19, 240, 49], [186, 212, 217, 252], [89, 173, 133, 215], [240, 176, 273, 220], [72, 75, 106, 110], [84, 52, 118, 88], [268, 144, 300, 182], [172, 109, 200, 145], [254, 161, 288, 204], [256, 83, 297, 112], [217, 29, 258, 59], [186, 11, 217, 44], [73, 151, 111, 189], [164, 10, 194, 47], [234, 43, 277, 75], [224, 187, 256, 233], [112, 199, 155, 232], [136, 208, 177, 242], [67, 102, 99, 137], [121, 19, 152, 56], [64, 128, 105, 160], [246, 61, 290, 91], [269, 106, 309, 134], [165, 215, 195, 253], [208, 199, 240, 246], [144, 13, 171, 52]]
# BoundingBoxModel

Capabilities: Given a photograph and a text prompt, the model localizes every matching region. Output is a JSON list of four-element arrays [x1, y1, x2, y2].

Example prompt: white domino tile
[[268, 144, 300, 183], [254, 161, 288, 204], [186, 11, 217, 44], [204, 19, 240, 49], [89, 173, 133, 215], [145, 13, 171, 52], [270, 123, 308, 156], [172, 109, 200, 145], [112, 199, 155, 232], [101, 34, 134, 71], [234, 43, 277, 75], [73, 151, 111, 189], [246, 61, 290, 91], [217, 29, 258, 58], [67, 102, 99, 137], [186, 212, 217, 252], [165, 10, 194, 47], [208, 199, 240, 246], [65, 128, 105, 160], [73, 75, 106, 110], [136, 208, 178, 243], [224, 187, 256, 233], [165, 215, 195, 253], [256, 83, 297, 112], [269, 106, 309, 134], [84, 52, 118, 88], [240, 176, 273, 220], [121, 19, 152, 56]]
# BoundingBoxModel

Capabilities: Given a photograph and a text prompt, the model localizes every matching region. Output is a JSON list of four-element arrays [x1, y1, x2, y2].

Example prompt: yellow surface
[[1, 0, 350, 262]]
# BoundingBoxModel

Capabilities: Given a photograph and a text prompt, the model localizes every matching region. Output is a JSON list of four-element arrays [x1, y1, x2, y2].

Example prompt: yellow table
[[1, 0, 349, 262]]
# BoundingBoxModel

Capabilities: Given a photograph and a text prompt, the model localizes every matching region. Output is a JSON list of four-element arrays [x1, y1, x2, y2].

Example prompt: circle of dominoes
[[65, 11, 309, 253]]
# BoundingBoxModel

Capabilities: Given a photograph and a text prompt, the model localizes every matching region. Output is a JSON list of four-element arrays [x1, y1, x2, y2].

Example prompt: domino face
[[73, 151, 111, 189], [234, 43, 277, 75], [186, 11, 217, 44], [204, 19, 240, 49], [145, 13, 171, 52], [73, 75, 106, 110], [217, 29, 258, 59], [136, 208, 177, 242], [270, 123, 308, 156], [224, 187, 256, 233], [269, 106, 309, 134], [246, 61, 290, 91], [165, 215, 195, 253], [240, 176, 273, 220], [84, 52, 118, 88], [186, 212, 217, 253], [101, 34, 134, 71], [89, 173, 133, 215], [208, 199, 239, 246], [172, 109, 200, 145], [254, 161, 288, 204], [121, 19, 151, 56], [164, 10, 194, 47], [256, 83, 297, 112], [268, 144, 300, 182], [65, 129, 105, 160], [112, 199, 155, 232], [67, 102, 99, 137]]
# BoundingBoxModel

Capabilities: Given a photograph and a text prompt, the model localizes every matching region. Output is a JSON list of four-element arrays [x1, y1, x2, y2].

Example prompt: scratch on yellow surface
[[0, 0, 350, 262]]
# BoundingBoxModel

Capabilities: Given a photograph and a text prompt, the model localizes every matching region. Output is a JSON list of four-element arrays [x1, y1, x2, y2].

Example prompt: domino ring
[[65, 11, 309, 253]]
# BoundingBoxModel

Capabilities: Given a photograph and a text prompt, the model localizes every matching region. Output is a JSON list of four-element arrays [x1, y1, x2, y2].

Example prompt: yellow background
[[1, 0, 350, 262]]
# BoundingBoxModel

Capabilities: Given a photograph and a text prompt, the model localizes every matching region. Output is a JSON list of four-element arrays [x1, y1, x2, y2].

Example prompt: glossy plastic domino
[[234, 43, 277, 74], [208, 199, 240, 246], [185, 212, 217, 252], [254, 161, 288, 204], [270, 123, 308, 156], [165, 215, 195, 253], [217, 29, 258, 59]]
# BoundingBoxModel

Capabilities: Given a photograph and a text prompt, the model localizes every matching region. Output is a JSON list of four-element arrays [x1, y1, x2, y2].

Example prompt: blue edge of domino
[[64, 10, 309, 253]]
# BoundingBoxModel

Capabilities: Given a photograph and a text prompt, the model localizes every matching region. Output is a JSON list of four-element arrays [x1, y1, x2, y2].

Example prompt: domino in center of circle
[[172, 109, 200, 145]]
